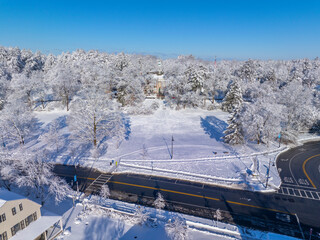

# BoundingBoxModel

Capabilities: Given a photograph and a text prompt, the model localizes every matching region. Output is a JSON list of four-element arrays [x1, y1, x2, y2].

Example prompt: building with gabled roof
[[0, 188, 62, 240]]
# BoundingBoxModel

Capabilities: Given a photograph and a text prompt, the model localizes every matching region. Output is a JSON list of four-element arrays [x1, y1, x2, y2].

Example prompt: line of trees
[[0, 46, 319, 149]]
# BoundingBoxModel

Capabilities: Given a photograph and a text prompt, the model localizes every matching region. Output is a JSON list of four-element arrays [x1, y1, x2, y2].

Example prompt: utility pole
[[278, 132, 281, 148], [171, 135, 174, 159], [265, 157, 271, 189], [77, 181, 79, 197], [295, 214, 305, 240]]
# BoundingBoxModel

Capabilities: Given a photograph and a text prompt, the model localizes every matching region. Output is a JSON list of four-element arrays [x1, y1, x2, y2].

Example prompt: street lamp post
[[171, 135, 174, 159]]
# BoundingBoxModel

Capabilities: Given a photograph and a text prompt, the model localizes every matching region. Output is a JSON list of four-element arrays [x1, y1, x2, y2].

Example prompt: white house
[[0, 188, 63, 240]]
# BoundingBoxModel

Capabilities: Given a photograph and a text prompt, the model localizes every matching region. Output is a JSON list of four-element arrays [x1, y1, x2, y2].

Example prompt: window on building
[[25, 214, 34, 226], [1, 232, 8, 240], [1, 214, 5, 222], [11, 223, 21, 236], [19, 203, 23, 211], [12, 207, 16, 216], [20, 220, 25, 229], [0, 215, 2, 223], [33, 212, 37, 221]]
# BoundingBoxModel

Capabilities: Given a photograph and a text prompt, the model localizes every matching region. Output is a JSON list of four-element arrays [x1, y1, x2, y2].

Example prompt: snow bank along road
[[53, 142, 320, 240]]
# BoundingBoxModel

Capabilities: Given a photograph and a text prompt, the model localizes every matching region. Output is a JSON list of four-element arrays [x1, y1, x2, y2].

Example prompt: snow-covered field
[[30, 100, 291, 191]]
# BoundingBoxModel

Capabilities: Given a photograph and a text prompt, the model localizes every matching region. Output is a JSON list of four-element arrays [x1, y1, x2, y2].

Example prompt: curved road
[[53, 141, 320, 239], [277, 141, 320, 196]]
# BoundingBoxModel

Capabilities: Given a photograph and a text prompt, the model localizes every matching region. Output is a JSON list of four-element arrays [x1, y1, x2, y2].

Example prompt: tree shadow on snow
[[65, 142, 93, 165], [84, 217, 125, 240], [200, 116, 228, 142], [120, 223, 168, 240], [122, 114, 131, 140]]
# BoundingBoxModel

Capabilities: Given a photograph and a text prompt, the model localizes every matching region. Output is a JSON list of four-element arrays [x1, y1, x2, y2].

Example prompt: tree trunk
[[27, 92, 32, 110], [66, 95, 69, 111], [12, 121, 24, 145], [93, 115, 97, 147], [41, 99, 45, 109]]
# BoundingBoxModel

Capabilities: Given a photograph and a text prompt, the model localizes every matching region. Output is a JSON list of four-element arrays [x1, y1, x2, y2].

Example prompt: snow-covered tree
[[0, 100, 37, 145], [100, 184, 110, 199], [214, 208, 222, 222], [223, 106, 244, 145], [140, 144, 149, 159], [279, 80, 317, 132], [48, 64, 80, 111], [235, 59, 258, 83], [241, 100, 282, 144], [0, 158, 19, 191], [15, 150, 71, 205], [134, 206, 149, 225], [39, 119, 64, 153], [114, 52, 129, 72], [163, 57, 211, 108], [153, 192, 166, 210], [222, 81, 243, 113], [116, 74, 145, 107], [165, 216, 189, 240], [68, 91, 127, 150]]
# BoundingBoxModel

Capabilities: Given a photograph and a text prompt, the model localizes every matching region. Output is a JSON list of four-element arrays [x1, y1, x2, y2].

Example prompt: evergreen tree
[[223, 106, 244, 145], [221, 81, 243, 113], [236, 59, 258, 82]]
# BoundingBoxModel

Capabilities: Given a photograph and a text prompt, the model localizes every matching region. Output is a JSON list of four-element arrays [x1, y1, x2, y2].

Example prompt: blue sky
[[0, 0, 320, 60]]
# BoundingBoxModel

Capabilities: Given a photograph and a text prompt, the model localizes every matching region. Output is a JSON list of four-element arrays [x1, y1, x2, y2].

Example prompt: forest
[[0, 46, 319, 147]]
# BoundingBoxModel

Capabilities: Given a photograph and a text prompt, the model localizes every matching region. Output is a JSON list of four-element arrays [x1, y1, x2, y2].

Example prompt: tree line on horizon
[[0, 46, 319, 148]]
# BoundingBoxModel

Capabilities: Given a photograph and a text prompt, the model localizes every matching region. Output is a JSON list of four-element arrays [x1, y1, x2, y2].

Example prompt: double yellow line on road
[[56, 173, 291, 214], [109, 180, 291, 214], [302, 154, 320, 189]]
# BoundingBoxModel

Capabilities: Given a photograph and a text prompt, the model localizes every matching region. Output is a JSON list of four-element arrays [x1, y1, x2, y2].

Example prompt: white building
[[0, 188, 63, 240]]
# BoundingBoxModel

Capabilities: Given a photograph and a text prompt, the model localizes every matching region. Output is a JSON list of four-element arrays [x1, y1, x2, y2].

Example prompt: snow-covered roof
[[11, 208, 62, 240], [0, 188, 26, 208]]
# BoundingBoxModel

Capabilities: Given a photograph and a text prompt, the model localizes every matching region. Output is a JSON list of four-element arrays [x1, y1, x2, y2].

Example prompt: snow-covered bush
[[100, 184, 110, 200], [150, 100, 160, 110], [125, 104, 154, 115], [153, 192, 166, 210], [280, 130, 299, 145], [125, 100, 160, 115], [165, 216, 189, 240], [134, 206, 149, 225]]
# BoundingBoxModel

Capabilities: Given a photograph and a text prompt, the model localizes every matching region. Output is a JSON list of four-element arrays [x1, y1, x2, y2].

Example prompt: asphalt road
[[277, 141, 320, 190], [53, 141, 320, 239]]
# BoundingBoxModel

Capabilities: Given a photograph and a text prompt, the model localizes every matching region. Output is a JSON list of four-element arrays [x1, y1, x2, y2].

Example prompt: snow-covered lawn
[[31, 101, 290, 191], [53, 194, 298, 240]]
